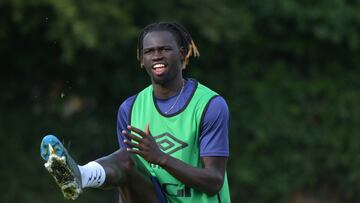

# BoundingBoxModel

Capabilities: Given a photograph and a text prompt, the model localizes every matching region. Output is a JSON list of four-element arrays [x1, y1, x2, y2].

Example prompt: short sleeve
[[117, 95, 137, 148], [199, 96, 230, 157]]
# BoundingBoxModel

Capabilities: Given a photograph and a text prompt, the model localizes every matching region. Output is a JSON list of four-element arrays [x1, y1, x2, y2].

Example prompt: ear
[[179, 47, 186, 61], [140, 56, 144, 68], [179, 47, 187, 70]]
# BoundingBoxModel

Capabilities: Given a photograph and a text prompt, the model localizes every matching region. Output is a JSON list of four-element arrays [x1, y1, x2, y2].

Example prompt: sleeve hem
[[200, 152, 229, 157]]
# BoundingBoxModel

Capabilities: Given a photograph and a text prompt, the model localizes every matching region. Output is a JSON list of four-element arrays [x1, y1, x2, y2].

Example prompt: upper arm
[[198, 96, 230, 187]]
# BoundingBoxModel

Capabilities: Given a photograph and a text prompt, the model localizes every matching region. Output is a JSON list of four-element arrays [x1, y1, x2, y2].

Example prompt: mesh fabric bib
[[130, 81, 230, 203]]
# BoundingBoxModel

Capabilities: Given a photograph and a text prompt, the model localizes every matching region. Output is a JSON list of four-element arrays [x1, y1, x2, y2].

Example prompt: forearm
[[123, 125, 227, 195], [158, 154, 225, 195]]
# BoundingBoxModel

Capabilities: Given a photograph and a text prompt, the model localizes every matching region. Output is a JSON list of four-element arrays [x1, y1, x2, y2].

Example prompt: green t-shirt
[[130, 82, 231, 203]]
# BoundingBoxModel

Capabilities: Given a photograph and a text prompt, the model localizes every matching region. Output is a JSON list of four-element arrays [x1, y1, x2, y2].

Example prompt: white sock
[[78, 161, 106, 188]]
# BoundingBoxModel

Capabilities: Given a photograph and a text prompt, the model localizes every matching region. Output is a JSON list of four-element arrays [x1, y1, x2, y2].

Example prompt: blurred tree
[[0, 0, 359, 202]]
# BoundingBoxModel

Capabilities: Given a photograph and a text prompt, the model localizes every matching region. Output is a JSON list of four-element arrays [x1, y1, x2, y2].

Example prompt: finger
[[122, 130, 142, 142], [127, 125, 147, 138], [145, 123, 151, 135], [123, 139, 140, 149], [126, 148, 144, 156]]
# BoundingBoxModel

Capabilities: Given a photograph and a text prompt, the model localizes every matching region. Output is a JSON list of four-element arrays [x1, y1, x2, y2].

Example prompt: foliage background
[[1, 0, 359, 202]]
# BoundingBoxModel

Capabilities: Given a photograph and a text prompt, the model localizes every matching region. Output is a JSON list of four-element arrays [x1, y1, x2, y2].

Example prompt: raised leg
[[40, 135, 159, 203]]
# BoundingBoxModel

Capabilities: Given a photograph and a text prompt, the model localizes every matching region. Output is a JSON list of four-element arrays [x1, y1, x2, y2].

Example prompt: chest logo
[[154, 132, 188, 155]]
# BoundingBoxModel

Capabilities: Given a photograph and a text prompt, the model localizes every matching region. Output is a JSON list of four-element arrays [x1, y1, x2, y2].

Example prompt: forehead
[[142, 31, 179, 49]]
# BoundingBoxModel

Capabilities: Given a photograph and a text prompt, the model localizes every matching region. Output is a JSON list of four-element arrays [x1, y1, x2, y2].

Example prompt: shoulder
[[208, 96, 229, 111], [192, 80, 228, 114], [202, 95, 229, 122], [118, 94, 138, 115], [136, 84, 153, 97], [194, 80, 219, 97]]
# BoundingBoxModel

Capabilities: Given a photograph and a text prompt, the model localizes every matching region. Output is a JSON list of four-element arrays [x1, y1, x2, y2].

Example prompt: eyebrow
[[143, 45, 173, 51]]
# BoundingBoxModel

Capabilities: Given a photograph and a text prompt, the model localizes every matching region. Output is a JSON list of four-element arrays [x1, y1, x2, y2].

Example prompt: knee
[[108, 148, 137, 178], [113, 149, 135, 174], [97, 149, 135, 184]]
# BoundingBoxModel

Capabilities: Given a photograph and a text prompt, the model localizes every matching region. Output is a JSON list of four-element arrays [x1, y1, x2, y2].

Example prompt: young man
[[40, 22, 231, 203]]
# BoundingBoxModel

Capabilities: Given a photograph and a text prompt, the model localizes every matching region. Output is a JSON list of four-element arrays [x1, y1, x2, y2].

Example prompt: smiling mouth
[[152, 63, 166, 75]]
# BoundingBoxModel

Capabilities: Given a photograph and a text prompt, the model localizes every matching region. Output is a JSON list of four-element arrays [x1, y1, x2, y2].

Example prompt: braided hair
[[137, 22, 200, 68]]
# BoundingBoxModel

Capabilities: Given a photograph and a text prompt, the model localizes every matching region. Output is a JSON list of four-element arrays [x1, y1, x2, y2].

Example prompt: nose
[[152, 50, 163, 61]]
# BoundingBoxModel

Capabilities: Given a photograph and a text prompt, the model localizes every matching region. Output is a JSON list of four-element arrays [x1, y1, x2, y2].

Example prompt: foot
[[40, 135, 82, 200]]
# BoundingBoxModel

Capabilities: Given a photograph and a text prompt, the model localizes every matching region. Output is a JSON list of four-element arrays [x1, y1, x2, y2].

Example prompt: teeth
[[153, 64, 165, 68]]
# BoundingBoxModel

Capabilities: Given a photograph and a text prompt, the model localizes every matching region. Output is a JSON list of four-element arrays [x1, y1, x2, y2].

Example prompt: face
[[141, 31, 184, 85]]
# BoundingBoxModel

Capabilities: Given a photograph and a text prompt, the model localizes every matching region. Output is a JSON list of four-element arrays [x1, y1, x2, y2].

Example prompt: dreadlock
[[137, 22, 200, 68]]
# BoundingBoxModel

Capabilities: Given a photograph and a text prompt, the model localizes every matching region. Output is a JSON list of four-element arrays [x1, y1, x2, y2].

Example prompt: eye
[[143, 49, 153, 54], [163, 47, 172, 51]]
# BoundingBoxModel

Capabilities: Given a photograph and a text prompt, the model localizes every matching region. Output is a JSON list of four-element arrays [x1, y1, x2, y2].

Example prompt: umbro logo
[[153, 133, 188, 155]]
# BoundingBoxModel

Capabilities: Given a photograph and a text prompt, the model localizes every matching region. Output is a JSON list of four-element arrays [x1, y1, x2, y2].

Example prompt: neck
[[153, 77, 184, 99]]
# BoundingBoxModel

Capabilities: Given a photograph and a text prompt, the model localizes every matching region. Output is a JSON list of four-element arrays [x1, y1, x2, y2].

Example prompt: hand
[[122, 124, 166, 165]]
